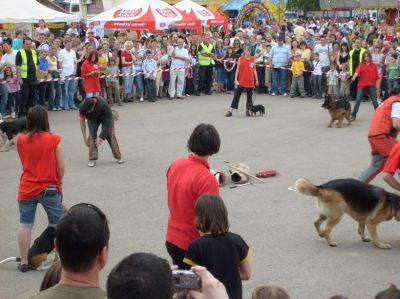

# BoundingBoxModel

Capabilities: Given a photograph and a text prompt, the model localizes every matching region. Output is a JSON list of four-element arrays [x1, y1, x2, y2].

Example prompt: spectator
[[268, 35, 291, 96], [183, 194, 251, 299], [16, 37, 38, 117], [251, 286, 291, 299], [39, 262, 62, 291], [80, 50, 101, 98], [349, 38, 366, 99], [106, 57, 122, 105], [4, 66, 20, 118], [31, 203, 110, 298], [142, 49, 158, 102], [58, 40, 77, 110], [289, 53, 306, 98], [166, 123, 220, 269], [197, 33, 216, 96], [169, 37, 190, 100], [326, 62, 339, 98], [312, 52, 323, 98], [34, 19, 50, 41], [16, 106, 65, 272], [47, 46, 62, 111], [132, 40, 145, 102], [37, 49, 49, 106]]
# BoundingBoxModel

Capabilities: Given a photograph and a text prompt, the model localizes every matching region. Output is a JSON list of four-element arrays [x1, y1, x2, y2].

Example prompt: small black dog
[[250, 105, 265, 116], [0, 117, 27, 151]]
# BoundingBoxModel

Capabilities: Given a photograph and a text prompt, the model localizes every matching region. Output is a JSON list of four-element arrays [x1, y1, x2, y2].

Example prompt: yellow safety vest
[[348, 47, 366, 76], [19, 49, 38, 79], [198, 43, 215, 66]]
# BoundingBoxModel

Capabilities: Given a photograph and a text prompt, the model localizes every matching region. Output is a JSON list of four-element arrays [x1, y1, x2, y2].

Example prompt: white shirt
[[170, 47, 189, 69], [58, 49, 76, 77], [313, 60, 322, 75], [314, 44, 330, 67]]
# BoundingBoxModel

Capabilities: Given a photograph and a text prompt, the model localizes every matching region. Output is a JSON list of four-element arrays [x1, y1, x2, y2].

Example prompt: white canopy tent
[[0, 0, 78, 23], [319, 0, 400, 10]]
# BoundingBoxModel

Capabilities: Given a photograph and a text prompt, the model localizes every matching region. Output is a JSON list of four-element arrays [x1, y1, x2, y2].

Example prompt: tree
[[286, 0, 318, 12]]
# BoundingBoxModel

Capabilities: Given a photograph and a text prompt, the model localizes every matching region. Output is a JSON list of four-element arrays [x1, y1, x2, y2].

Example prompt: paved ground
[[1, 93, 400, 299]]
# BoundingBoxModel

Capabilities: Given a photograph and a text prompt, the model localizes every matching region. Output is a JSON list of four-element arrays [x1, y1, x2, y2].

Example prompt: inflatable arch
[[235, 1, 276, 27]]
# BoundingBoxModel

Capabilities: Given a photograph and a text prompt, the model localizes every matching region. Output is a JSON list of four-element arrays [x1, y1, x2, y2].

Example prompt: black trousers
[[230, 86, 253, 110], [19, 80, 37, 117], [256, 65, 267, 93], [197, 65, 213, 93], [350, 77, 359, 100], [165, 241, 190, 270]]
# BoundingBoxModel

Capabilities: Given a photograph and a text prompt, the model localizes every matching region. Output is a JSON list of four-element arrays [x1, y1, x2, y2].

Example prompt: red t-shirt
[[17, 132, 62, 201], [166, 154, 220, 250], [81, 60, 101, 93], [383, 142, 400, 174], [121, 50, 133, 67], [355, 63, 379, 90], [238, 56, 256, 88]]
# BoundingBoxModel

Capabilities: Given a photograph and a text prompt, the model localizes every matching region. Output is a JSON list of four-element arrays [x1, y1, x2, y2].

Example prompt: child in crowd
[[142, 49, 158, 102], [326, 63, 339, 98], [106, 57, 122, 106], [98, 47, 108, 99], [184, 194, 251, 299], [4, 67, 20, 118], [387, 53, 400, 94], [264, 44, 272, 94], [290, 53, 305, 98], [312, 52, 323, 98], [159, 46, 169, 98], [339, 64, 350, 99], [37, 50, 49, 106], [252, 286, 291, 299], [185, 60, 195, 95]]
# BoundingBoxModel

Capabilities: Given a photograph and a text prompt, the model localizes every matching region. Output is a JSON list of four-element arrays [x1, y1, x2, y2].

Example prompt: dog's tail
[[294, 178, 320, 197]]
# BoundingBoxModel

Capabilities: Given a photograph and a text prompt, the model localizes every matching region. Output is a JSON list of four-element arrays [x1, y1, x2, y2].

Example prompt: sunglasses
[[69, 203, 108, 251]]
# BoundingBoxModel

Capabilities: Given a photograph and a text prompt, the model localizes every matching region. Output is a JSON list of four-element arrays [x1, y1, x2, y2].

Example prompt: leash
[[252, 91, 257, 105]]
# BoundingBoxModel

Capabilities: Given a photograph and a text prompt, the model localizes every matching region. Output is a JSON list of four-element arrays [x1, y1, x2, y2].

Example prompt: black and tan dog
[[321, 95, 351, 128], [295, 178, 400, 249]]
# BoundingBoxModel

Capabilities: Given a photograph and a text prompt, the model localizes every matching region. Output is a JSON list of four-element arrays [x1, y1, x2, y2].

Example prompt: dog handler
[[16, 106, 65, 272], [358, 93, 400, 183], [79, 96, 124, 167], [225, 46, 258, 117]]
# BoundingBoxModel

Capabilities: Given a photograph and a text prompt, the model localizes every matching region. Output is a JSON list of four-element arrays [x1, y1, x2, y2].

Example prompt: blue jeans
[[86, 92, 100, 97], [47, 81, 61, 109], [62, 76, 76, 108], [226, 70, 235, 91], [313, 75, 323, 97], [0, 83, 9, 116], [121, 66, 134, 94], [352, 86, 379, 118], [18, 187, 63, 227], [135, 73, 144, 94], [272, 67, 287, 94]]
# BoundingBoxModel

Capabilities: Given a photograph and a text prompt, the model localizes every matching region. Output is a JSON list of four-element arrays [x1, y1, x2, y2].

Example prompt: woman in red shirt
[[166, 124, 220, 269], [81, 50, 101, 98], [351, 52, 379, 120], [16, 106, 65, 272], [225, 46, 259, 117]]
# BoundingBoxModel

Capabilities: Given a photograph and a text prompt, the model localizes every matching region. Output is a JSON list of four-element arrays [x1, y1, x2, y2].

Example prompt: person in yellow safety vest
[[196, 34, 216, 96], [348, 38, 365, 100], [16, 37, 38, 118]]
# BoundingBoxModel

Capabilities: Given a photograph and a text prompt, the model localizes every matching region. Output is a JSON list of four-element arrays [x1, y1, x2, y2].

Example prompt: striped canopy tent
[[173, 0, 228, 32], [319, 0, 400, 10]]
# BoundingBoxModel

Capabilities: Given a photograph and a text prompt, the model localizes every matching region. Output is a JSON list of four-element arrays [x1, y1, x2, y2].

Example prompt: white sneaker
[[88, 161, 96, 167], [117, 158, 124, 164], [283, 93, 288, 97], [57, 107, 62, 111], [139, 97, 144, 102], [271, 93, 276, 96]]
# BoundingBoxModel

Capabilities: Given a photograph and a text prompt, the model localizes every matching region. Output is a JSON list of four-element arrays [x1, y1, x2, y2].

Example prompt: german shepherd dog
[[321, 95, 351, 128], [295, 178, 400, 249]]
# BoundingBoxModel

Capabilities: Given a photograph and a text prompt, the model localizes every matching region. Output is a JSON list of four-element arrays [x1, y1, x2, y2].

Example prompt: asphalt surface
[[1, 93, 400, 299]]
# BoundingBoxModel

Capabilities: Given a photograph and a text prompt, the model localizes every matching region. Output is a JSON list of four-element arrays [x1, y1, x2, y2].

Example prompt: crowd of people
[[6, 14, 400, 299], [1, 17, 400, 119]]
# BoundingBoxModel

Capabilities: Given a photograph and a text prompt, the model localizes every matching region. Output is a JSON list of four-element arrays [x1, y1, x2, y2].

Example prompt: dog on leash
[[250, 105, 265, 116], [0, 117, 27, 151], [295, 178, 400, 249], [321, 95, 351, 128]]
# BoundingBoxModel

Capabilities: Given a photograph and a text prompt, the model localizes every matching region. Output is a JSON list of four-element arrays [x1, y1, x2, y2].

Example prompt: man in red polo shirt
[[166, 124, 220, 269]]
